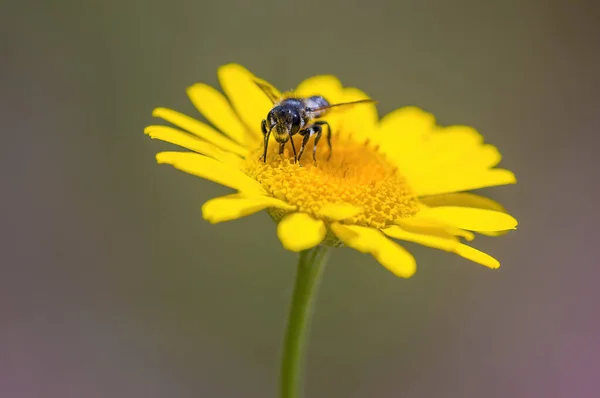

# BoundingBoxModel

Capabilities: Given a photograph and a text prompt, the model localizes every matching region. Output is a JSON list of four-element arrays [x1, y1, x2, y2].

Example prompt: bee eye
[[288, 113, 301, 134], [292, 113, 300, 126]]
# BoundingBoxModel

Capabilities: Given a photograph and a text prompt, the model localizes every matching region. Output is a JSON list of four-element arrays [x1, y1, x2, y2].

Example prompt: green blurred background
[[2, 0, 599, 397]]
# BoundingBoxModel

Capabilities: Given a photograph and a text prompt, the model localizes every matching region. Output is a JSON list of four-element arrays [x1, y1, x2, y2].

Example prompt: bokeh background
[[2, 0, 599, 397]]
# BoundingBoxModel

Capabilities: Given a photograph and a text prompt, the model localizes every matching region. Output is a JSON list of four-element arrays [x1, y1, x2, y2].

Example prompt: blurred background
[[2, 0, 599, 397]]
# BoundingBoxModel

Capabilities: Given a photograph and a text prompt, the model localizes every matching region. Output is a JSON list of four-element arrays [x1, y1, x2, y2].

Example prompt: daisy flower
[[146, 63, 518, 398], [145, 63, 517, 278]]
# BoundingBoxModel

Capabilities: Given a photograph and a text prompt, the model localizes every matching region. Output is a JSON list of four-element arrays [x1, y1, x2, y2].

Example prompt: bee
[[253, 78, 376, 163]]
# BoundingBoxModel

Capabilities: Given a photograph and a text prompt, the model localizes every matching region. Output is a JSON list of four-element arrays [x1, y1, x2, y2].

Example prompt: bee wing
[[307, 99, 378, 113], [252, 77, 283, 104]]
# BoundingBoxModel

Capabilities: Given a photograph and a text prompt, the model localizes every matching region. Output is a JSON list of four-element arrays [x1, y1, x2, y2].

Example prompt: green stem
[[280, 245, 330, 398]]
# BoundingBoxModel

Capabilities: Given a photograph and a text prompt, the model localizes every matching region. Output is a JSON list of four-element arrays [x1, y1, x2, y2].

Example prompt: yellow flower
[[145, 63, 517, 278]]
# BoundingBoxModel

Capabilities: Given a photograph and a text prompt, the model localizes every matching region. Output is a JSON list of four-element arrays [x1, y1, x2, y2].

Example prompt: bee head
[[267, 106, 301, 142]]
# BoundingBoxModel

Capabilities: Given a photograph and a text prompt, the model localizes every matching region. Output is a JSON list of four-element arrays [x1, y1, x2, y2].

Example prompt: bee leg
[[261, 119, 268, 136], [296, 130, 311, 162], [287, 132, 298, 163], [260, 120, 271, 163], [312, 125, 323, 164], [313, 120, 332, 160]]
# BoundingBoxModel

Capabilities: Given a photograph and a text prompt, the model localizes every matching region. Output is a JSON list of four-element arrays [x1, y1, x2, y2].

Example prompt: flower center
[[243, 134, 420, 228]]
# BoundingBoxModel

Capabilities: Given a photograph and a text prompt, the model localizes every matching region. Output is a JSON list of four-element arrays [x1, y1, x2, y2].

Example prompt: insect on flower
[[253, 78, 377, 163]]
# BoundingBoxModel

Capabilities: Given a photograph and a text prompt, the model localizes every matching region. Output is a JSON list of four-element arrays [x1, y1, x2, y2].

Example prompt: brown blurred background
[[2, 0, 599, 397]]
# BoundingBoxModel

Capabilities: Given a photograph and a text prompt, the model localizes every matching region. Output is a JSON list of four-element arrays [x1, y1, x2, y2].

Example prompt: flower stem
[[280, 245, 330, 398]]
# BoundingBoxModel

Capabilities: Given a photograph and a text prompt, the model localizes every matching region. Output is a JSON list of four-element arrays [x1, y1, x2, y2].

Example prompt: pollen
[[243, 134, 420, 228]]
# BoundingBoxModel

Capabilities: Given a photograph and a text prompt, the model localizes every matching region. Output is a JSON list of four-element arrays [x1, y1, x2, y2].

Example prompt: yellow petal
[[186, 83, 251, 145], [419, 193, 513, 239], [217, 63, 271, 140], [387, 123, 501, 177], [413, 168, 517, 197], [382, 225, 499, 269], [452, 229, 475, 241], [277, 213, 326, 252], [153, 107, 247, 157], [377, 106, 435, 154], [343, 87, 377, 119], [144, 125, 241, 166], [319, 203, 362, 221], [156, 151, 265, 195], [295, 75, 345, 103], [202, 194, 295, 224], [420, 192, 506, 212], [337, 86, 378, 142], [417, 126, 501, 170], [330, 223, 416, 278], [252, 75, 284, 101], [478, 230, 510, 237], [383, 225, 458, 251], [379, 117, 515, 196], [420, 194, 511, 238], [455, 244, 500, 269], [396, 217, 475, 241], [416, 206, 518, 232]]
